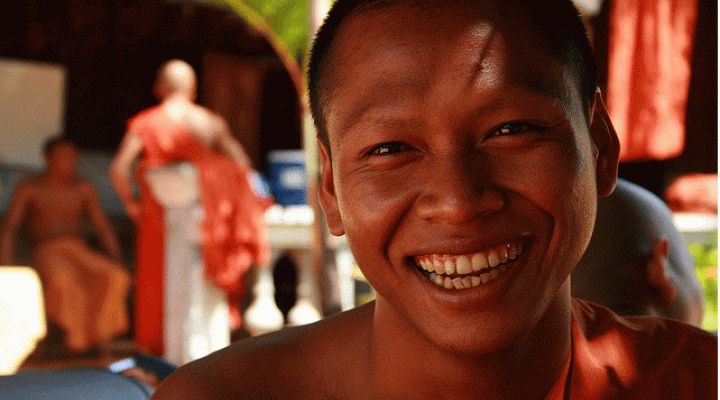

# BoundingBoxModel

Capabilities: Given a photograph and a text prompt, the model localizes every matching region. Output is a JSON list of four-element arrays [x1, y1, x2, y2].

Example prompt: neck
[[366, 284, 573, 399], [44, 172, 72, 186], [162, 92, 194, 104]]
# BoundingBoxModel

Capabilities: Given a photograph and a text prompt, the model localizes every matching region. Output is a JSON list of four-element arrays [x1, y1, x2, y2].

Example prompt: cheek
[[496, 142, 597, 273], [339, 170, 414, 237], [336, 170, 416, 279]]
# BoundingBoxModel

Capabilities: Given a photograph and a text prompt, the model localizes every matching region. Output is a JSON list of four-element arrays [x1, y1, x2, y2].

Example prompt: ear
[[646, 237, 677, 303], [589, 90, 620, 198], [317, 139, 346, 236]]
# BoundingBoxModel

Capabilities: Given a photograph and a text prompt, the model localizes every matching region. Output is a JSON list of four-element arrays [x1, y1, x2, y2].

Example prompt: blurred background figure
[[0, 138, 130, 355], [111, 59, 271, 357], [572, 179, 705, 326]]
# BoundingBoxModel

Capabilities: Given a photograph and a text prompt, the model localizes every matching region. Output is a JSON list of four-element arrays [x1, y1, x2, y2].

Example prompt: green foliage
[[204, 0, 309, 59], [689, 237, 718, 331]]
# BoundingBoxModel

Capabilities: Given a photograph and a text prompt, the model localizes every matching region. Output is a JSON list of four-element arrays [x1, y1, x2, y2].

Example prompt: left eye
[[371, 142, 407, 155], [493, 123, 534, 136]]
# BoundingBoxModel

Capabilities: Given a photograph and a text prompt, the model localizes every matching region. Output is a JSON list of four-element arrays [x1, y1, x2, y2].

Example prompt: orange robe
[[545, 299, 717, 399], [34, 237, 130, 352], [606, 0, 698, 161], [128, 106, 271, 356]]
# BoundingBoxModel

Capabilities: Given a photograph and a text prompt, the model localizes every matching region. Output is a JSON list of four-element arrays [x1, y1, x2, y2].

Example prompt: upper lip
[[407, 233, 531, 259]]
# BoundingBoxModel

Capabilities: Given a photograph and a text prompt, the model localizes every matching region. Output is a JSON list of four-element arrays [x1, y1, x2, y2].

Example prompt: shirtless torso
[[2, 160, 121, 264], [20, 176, 92, 242], [0, 140, 129, 353]]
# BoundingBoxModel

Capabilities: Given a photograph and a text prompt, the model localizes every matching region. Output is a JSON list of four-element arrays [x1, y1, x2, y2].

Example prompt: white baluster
[[146, 162, 230, 365], [243, 266, 284, 336], [287, 263, 322, 326]]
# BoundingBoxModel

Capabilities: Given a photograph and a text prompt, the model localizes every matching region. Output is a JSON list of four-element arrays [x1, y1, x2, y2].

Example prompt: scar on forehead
[[467, 23, 503, 91]]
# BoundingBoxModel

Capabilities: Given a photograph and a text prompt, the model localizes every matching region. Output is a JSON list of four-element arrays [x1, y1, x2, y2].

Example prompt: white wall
[[0, 58, 66, 168]]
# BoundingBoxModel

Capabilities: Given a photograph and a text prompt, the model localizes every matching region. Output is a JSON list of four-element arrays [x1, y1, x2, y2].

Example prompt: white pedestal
[[146, 163, 230, 365]]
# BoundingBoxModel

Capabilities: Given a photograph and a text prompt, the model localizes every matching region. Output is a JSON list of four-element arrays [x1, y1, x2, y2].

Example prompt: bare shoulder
[[13, 178, 38, 195], [152, 303, 375, 400], [11, 176, 44, 200]]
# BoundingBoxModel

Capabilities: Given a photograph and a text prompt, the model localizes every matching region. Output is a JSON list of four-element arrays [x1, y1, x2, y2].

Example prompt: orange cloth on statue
[[34, 237, 130, 352], [606, 0, 697, 161], [129, 106, 271, 356], [664, 173, 718, 214], [544, 299, 717, 399]]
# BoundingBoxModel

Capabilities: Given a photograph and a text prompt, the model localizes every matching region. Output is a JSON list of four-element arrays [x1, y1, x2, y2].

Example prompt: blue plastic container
[[267, 150, 307, 205]]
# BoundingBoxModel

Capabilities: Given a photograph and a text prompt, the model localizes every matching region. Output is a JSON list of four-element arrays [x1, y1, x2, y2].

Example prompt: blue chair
[[0, 367, 152, 399], [108, 353, 177, 381]]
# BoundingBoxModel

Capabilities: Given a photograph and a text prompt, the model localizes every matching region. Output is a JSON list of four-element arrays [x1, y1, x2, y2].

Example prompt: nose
[[414, 153, 505, 224]]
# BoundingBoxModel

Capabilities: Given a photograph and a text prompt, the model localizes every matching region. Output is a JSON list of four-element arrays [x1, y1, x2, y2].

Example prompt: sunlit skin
[[0, 142, 122, 264], [316, 3, 617, 398], [150, 2, 619, 399]]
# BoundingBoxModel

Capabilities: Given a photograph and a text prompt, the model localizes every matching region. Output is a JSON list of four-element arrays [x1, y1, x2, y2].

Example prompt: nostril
[[415, 183, 505, 223]]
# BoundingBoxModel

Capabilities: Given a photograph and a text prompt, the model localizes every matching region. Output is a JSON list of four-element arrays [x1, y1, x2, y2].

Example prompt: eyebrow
[[337, 79, 422, 137], [336, 46, 571, 138], [339, 81, 566, 140]]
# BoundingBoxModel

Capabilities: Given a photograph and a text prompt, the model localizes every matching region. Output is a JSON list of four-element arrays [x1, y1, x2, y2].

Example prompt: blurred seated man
[[572, 178, 705, 326], [0, 138, 131, 355]]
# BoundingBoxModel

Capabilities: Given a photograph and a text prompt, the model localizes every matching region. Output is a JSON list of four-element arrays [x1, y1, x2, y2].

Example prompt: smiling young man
[[151, 1, 717, 399]]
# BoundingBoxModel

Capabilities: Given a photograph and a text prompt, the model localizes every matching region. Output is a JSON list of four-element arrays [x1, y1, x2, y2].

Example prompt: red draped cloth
[[129, 106, 271, 356], [544, 299, 717, 399], [606, 0, 697, 161]]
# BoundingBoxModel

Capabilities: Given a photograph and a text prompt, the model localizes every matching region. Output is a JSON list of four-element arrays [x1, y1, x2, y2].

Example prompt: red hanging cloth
[[606, 0, 698, 161]]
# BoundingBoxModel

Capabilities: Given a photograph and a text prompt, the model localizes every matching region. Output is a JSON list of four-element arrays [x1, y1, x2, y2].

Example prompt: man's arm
[[0, 183, 32, 265], [81, 181, 123, 262], [110, 132, 144, 222]]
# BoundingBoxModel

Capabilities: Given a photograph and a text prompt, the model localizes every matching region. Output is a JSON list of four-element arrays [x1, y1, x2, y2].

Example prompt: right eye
[[370, 142, 407, 155]]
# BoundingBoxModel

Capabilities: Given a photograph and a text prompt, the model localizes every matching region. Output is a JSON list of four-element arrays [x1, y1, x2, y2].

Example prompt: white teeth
[[499, 246, 509, 263], [487, 250, 500, 267], [508, 245, 517, 260], [461, 276, 472, 288], [451, 277, 463, 289], [434, 258, 445, 275], [456, 256, 472, 274], [444, 259, 455, 275], [471, 253, 488, 272], [416, 241, 524, 290], [480, 273, 491, 284]]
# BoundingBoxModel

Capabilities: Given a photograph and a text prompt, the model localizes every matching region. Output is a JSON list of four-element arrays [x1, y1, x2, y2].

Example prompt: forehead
[[324, 2, 579, 141]]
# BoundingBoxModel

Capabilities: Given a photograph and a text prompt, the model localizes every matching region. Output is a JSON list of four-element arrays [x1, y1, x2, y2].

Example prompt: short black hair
[[308, 0, 597, 148], [43, 136, 77, 157]]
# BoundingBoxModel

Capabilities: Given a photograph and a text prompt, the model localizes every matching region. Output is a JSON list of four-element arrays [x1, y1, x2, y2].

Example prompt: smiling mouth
[[413, 242, 523, 290]]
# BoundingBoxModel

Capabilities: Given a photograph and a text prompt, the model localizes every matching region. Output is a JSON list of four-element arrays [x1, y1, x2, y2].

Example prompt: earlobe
[[317, 139, 346, 236], [589, 90, 620, 198]]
